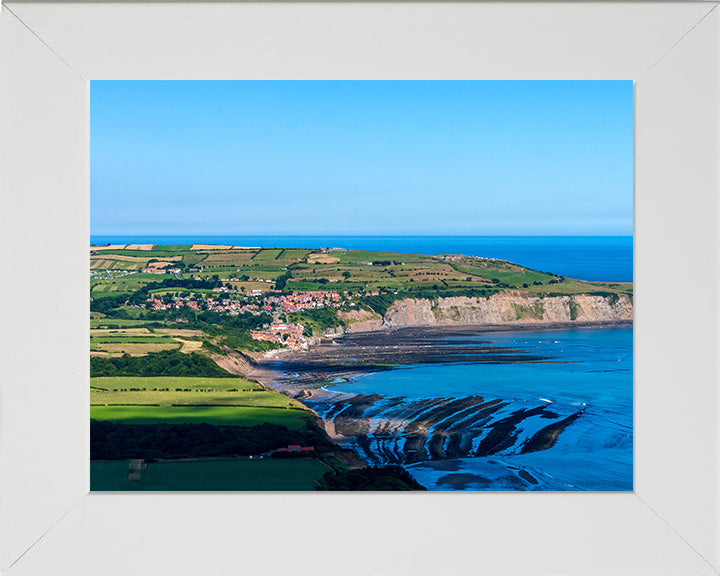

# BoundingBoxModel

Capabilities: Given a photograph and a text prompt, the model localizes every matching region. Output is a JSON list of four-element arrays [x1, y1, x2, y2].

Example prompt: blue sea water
[[318, 326, 633, 491], [90, 235, 633, 282]]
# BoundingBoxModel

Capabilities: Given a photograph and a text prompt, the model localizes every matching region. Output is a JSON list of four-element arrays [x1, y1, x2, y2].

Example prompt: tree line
[[90, 350, 234, 378]]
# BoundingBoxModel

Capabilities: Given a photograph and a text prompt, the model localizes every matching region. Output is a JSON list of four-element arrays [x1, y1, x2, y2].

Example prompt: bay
[[293, 325, 633, 491]]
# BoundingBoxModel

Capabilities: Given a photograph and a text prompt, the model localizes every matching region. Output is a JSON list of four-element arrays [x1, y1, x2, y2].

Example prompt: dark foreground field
[[91, 458, 331, 491]]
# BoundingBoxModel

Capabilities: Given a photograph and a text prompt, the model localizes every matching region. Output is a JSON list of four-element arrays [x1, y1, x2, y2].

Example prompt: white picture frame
[[1, 2, 718, 574]]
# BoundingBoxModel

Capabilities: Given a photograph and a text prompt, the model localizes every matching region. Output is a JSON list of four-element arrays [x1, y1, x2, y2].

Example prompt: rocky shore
[[246, 321, 630, 473], [254, 321, 632, 392]]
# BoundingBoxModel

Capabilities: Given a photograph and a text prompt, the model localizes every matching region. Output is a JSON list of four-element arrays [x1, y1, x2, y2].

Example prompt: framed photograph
[[1, 2, 718, 575], [86, 78, 634, 495]]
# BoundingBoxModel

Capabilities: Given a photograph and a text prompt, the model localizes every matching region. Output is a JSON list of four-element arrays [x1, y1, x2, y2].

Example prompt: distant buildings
[[250, 323, 306, 348], [137, 287, 389, 349], [267, 291, 342, 312]]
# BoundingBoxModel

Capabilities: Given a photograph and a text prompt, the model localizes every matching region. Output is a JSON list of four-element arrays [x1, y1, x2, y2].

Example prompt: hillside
[[89, 243, 631, 490], [90, 244, 633, 358], [90, 244, 631, 299]]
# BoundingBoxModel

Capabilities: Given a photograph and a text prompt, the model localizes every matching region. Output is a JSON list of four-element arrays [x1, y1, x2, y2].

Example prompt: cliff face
[[364, 293, 632, 331], [210, 346, 255, 375], [338, 308, 384, 333]]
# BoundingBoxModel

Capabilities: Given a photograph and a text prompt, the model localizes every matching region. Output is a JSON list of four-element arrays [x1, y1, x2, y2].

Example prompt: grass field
[[90, 376, 308, 410], [199, 250, 257, 265], [282, 248, 314, 261], [251, 248, 283, 262], [229, 281, 275, 291], [90, 405, 311, 429], [91, 376, 256, 390], [152, 244, 191, 251], [92, 390, 303, 411], [91, 458, 331, 491], [90, 377, 311, 427], [91, 390, 300, 407], [95, 249, 186, 258], [89, 327, 205, 356], [91, 342, 181, 356], [148, 286, 213, 296], [90, 318, 164, 328], [90, 258, 146, 271], [91, 272, 170, 295], [307, 253, 340, 264], [90, 245, 633, 298], [92, 336, 177, 344]]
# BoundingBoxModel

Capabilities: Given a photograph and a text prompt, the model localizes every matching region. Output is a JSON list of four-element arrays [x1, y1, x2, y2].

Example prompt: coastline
[[254, 319, 633, 370], [246, 319, 633, 402], [245, 321, 633, 490], [348, 319, 634, 334]]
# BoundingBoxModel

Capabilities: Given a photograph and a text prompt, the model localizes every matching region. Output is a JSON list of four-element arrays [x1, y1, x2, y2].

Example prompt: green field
[[91, 342, 181, 356], [90, 318, 164, 328], [92, 390, 302, 407], [91, 375, 308, 411], [250, 248, 283, 262], [90, 405, 311, 429], [90, 259, 145, 271], [152, 244, 191, 251], [91, 376, 257, 391], [92, 336, 177, 344], [94, 249, 189, 258], [91, 458, 331, 491], [91, 272, 172, 295], [89, 326, 203, 356], [148, 286, 215, 296], [91, 245, 632, 298]]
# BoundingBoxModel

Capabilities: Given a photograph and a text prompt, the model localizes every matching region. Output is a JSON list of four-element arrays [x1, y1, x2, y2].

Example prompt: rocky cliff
[[342, 292, 632, 333], [337, 308, 384, 333], [210, 346, 255, 375]]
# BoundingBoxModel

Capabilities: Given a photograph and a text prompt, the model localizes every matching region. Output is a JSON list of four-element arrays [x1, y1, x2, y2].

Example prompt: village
[[139, 287, 385, 350], [248, 322, 307, 348], [143, 288, 363, 315]]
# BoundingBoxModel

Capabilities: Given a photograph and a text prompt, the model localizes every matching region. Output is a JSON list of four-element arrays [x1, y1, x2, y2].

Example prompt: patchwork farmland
[[90, 243, 631, 491]]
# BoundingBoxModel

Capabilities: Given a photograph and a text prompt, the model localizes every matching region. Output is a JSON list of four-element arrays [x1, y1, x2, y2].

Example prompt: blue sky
[[91, 81, 632, 236]]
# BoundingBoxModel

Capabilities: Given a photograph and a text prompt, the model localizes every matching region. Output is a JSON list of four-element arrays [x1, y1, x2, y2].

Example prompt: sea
[[94, 235, 633, 490], [304, 326, 633, 491], [91, 235, 633, 282]]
